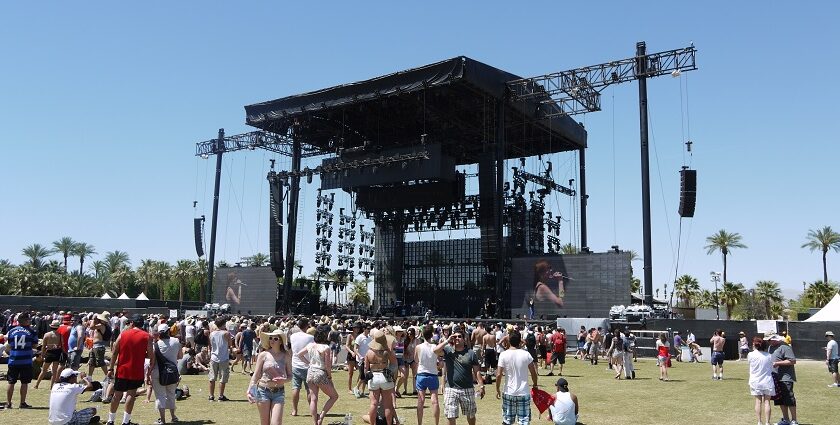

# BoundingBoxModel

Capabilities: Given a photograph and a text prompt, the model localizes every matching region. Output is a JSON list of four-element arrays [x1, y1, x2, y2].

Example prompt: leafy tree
[[72, 242, 96, 280], [801, 226, 840, 284], [349, 279, 371, 306], [732, 289, 766, 320], [755, 280, 784, 319], [719, 282, 746, 318], [22, 243, 54, 270], [52, 237, 76, 273], [694, 289, 717, 309], [14, 264, 38, 296], [0, 260, 20, 295], [705, 230, 747, 285], [244, 253, 269, 267], [173, 260, 195, 302], [217, 260, 231, 269], [630, 277, 641, 294], [674, 274, 700, 307], [560, 244, 579, 255], [111, 265, 134, 295], [804, 280, 838, 308]]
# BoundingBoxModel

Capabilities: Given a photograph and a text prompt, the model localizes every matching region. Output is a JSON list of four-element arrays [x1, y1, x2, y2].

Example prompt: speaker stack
[[679, 168, 697, 218]]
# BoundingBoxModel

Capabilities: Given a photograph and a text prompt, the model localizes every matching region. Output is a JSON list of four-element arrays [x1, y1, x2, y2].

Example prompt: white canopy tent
[[100, 293, 112, 299], [136, 292, 149, 301], [805, 293, 840, 322], [117, 293, 130, 300]]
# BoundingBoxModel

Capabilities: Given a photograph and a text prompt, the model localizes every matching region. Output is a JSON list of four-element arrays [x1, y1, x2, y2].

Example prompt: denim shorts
[[254, 385, 285, 404], [291, 367, 309, 391], [416, 373, 439, 392]]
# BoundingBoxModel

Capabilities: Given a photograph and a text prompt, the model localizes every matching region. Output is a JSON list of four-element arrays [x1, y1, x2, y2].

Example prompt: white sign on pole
[[756, 320, 777, 335], [169, 309, 178, 319]]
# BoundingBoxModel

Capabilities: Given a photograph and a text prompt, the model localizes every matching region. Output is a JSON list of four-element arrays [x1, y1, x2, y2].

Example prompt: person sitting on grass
[[548, 378, 578, 425], [48, 368, 100, 425]]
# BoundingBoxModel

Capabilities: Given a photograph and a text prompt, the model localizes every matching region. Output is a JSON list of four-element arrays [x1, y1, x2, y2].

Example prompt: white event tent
[[805, 293, 840, 322]]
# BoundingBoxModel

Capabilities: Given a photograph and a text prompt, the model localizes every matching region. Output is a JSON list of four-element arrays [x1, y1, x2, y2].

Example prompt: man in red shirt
[[548, 328, 567, 376], [106, 314, 154, 425], [56, 320, 72, 368]]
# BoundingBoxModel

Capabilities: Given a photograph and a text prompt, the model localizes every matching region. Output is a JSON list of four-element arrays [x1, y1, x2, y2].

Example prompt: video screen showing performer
[[521, 259, 569, 317], [213, 267, 277, 315], [225, 271, 246, 305]]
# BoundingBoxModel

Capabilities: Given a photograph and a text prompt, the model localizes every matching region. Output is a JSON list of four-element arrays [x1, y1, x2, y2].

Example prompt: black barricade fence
[[0, 295, 204, 316]]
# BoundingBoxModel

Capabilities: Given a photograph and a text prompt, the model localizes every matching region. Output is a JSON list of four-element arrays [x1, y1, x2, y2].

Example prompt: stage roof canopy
[[245, 56, 587, 164]]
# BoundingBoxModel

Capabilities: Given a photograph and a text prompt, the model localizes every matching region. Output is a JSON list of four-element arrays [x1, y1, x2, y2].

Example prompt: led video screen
[[213, 266, 278, 315]]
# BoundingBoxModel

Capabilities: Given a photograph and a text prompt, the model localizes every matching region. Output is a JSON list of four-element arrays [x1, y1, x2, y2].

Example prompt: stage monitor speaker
[[193, 217, 205, 257], [679, 168, 696, 218], [269, 180, 285, 278]]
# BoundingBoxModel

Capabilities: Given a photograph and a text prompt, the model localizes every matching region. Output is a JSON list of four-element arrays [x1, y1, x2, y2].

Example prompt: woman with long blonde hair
[[247, 329, 291, 425]]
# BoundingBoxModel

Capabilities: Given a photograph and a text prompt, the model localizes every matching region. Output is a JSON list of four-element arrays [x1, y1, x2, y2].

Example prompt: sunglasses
[[269, 336, 282, 342]]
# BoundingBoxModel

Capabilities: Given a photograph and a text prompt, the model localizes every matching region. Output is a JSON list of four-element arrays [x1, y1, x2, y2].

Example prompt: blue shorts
[[711, 351, 724, 366], [292, 367, 309, 391], [253, 386, 285, 404], [416, 373, 439, 392]]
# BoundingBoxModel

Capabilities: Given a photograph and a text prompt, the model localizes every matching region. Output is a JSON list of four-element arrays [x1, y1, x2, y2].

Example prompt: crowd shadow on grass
[[174, 421, 215, 425]]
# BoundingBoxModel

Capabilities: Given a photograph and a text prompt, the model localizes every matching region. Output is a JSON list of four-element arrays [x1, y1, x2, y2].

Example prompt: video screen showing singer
[[522, 259, 569, 316], [225, 271, 246, 305]]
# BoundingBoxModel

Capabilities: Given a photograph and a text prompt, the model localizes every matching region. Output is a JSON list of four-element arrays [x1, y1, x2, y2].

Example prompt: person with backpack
[[525, 327, 538, 363], [152, 324, 182, 424], [548, 328, 567, 376]]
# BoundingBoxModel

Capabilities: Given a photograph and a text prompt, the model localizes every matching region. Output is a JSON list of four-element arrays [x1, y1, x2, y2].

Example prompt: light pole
[[710, 271, 721, 320]]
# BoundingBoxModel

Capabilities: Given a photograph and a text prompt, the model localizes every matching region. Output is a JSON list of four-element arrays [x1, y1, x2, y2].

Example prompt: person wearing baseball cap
[[766, 332, 798, 425], [825, 331, 839, 388], [548, 378, 578, 425], [48, 368, 100, 425]]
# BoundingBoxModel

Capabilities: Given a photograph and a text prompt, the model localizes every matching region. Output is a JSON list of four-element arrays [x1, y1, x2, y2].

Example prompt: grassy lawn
[[2, 357, 835, 424]]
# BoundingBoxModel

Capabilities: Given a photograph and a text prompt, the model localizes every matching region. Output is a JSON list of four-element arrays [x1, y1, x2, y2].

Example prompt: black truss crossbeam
[[514, 169, 575, 197], [507, 45, 697, 117], [194, 130, 322, 158], [274, 150, 430, 180]]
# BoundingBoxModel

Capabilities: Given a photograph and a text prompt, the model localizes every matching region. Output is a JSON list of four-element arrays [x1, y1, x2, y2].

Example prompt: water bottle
[[344, 413, 353, 425]]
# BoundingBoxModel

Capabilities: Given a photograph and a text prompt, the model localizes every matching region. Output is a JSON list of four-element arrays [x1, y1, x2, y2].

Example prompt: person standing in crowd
[[482, 326, 498, 380], [748, 336, 775, 425], [767, 332, 798, 425], [495, 330, 538, 425], [416, 325, 441, 425], [606, 329, 624, 379], [241, 322, 257, 375], [548, 378, 578, 425], [4, 312, 37, 408], [297, 324, 339, 425], [738, 331, 749, 361], [436, 326, 484, 425], [48, 369, 100, 425], [365, 329, 397, 425], [248, 328, 291, 425], [574, 326, 586, 360], [588, 328, 601, 366], [782, 330, 792, 346], [67, 315, 85, 371], [535, 327, 547, 370], [672, 331, 684, 362], [107, 314, 154, 425], [622, 329, 635, 379], [88, 312, 111, 379], [353, 323, 373, 399], [399, 327, 418, 396], [35, 319, 63, 389], [289, 318, 314, 415], [826, 331, 840, 387], [345, 323, 362, 394], [710, 329, 726, 380], [208, 317, 233, 402], [547, 327, 566, 377], [656, 333, 670, 381], [184, 317, 196, 348], [152, 324, 182, 424]]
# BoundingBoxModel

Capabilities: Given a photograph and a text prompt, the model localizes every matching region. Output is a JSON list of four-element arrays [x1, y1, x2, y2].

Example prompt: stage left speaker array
[[269, 179, 285, 278], [193, 217, 205, 257]]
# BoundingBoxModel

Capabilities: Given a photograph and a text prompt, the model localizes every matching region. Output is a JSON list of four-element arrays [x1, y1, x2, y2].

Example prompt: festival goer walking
[[241, 323, 257, 375], [547, 328, 566, 376], [4, 312, 37, 408], [825, 331, 839, 387], [208, 317, 233, 402], [297, 324, 339, 425], [152, 324, 182, 424], [768, 332, 798, 425], [416, 325, 441, 425], [436, 327, 483, 425], [656, 333, 670, 381], [738, 331, 749, 361], [346, 323, 362, 394], [672, 331, 685, 362], [289, 318, 314, 415], [495, 331, 538, 425], [36, 319, 63, 389], [606, 329, 624, 379], [548, 378, 578, 425], [107, 314, 154, 425], [710, 329, 726, 380], [748, 336, 775, 425], [588, 328, 601, 366], [574, 327, 586, 360], [399, 327, 417, 395], [247, 328, 291, 425], [365, 330, 397, 425], [88, 312, 111, 379], [353, 324, 373, 398]]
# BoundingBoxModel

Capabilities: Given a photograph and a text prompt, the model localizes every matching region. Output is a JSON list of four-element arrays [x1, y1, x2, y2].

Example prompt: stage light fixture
[[200, 154, 209, 159]]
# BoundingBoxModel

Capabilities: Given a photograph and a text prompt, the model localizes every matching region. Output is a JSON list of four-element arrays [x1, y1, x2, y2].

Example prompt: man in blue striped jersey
[[4, 312, 38, 408]]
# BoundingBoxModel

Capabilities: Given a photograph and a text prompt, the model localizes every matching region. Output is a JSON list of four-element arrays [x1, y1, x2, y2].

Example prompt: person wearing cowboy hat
[[88, 312, 111, 379], [766, 332, 798, 425], [547, 378, 578, 425], [247, 328, 291, 425], [738, 331, 749, 361], [825, 331, 839, 387], [35, 319, 64, 390]]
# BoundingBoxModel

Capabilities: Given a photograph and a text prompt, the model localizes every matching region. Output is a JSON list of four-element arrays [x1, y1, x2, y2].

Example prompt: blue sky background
[[1, 2, 838, 301]]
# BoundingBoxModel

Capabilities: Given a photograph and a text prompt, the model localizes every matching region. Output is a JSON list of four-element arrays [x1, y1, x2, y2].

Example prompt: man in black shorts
[[106, 314, 153, 425], [4, 312, 38, 408], [767, 333, 799, 425]]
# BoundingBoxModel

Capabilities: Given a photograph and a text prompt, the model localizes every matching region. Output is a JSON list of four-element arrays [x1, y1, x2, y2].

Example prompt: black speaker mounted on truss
[[679, 168, 696, 218], [269, 177, 285, 278], [193, 216, 205, 257]]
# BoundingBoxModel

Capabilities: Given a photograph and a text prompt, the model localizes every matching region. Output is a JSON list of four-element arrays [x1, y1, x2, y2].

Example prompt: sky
[[1, 2, 839, 301]]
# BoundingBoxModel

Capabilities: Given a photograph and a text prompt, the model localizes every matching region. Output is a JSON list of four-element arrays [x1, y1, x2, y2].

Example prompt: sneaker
[[19, 402, 32, 408], [218, 395, 230, 401], [155, 419, 165, 425], [775, 419, 790, 425], [547, 372, 554, 376], [829, 383, 840, 387], [208, 396, 215, 401], [353, 389, 360, 398], [789, 421, 799, 425]]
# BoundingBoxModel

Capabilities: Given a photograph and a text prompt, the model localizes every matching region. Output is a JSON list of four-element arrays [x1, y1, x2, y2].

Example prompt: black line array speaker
[[679, 168, 696, 218], [478, 154, 497, 270], [269, 180, 285, 278], [193, 217, 205, 258]]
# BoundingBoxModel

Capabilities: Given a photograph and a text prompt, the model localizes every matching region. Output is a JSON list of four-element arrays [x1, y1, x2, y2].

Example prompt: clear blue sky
[[2, 2, 838, 301]]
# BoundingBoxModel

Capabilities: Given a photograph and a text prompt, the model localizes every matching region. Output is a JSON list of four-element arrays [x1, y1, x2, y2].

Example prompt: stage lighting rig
[[315, 237, 332, 251], [338, 241, 355, 255], [514, 168, 575, 197], [317, 209, 334, 225]]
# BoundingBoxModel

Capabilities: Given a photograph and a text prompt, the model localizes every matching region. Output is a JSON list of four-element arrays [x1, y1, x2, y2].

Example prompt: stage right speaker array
[[679, 168, 696, 218]]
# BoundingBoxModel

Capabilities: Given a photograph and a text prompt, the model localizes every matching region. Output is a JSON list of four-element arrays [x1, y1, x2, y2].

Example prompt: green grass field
[[2, 357, 836, 425]]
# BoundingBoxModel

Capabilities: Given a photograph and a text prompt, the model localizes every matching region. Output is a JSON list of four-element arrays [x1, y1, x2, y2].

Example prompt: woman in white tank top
[[296, 325, 339, 425]]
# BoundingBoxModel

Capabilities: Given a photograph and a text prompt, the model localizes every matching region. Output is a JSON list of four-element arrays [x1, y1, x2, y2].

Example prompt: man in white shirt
[[49, 368, 99, 425], [289, 318, 314, 415], [495, 331, 538, 425], [825, 331, 839, 387], [353, 324, 373, 398]]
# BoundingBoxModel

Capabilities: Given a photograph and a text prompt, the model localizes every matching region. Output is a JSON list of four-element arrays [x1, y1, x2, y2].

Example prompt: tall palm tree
[[673, 274, 700, 307], [52, 237, 76, 273], [22, 243, 54, 270], [104, 250, 131, 274], [694, 289, 718, 309], [136, 259, 156, 295], [72, 243, 96, 278], [805, 280, 838, 308], [245, 253, 269, 267], [111, 265, 133, 295], [718, 282, 746, 318], [801, 226, 840, 284], [754, 280, 783, 319], [560, 243, 579, 255], [705, 230, 747, 285], [173, 260, 194, 302], [195, 258, 208, 302], [152, 261, 172, 300], [349, 279, 371, 306]]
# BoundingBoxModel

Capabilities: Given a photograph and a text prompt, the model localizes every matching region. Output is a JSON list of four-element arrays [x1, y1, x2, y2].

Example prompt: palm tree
[[195, 258, 208, 302], [72, 243, 96, 278], [14, 264, 38, 296], [244, 253, 270, 267], [22, 243, 54, 270], [52, 237, 76, 273], [152, 261, 172, 300], [718, 282, 746, 318], [173, 260, 195, 302], [349, 279, 371, 306], [136, 259, 156, 295], [705, 230, 747, 285], [755, 280, 783, 319], [104, 250, 131, 274], [694, 289, 717, 309], [111, 265, 133, 295], [804, 280, 838, 308], [801, 226, 840, 284], [560, 243, 579, 255], [673, 274, 700, 307]]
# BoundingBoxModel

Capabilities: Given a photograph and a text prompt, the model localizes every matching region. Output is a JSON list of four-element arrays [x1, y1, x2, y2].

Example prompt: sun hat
[[393, 325, 405, 333], [50, 319, 60, 329], [763, 332, 784, 341], [96, 312, 110, 322], [826, 331, 835, 337], [260, 329, 286, 350], [369, 329, 388, 351]]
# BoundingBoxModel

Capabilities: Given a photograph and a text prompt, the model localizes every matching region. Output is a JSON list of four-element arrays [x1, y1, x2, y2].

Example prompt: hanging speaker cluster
[[678, 168, 696, 218], [193, 216, 205, 257]]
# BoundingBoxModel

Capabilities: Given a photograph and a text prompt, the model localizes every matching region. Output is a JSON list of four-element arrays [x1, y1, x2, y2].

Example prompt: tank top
[[657, 341, 670, 357], [308, 343, 328, 370], [116, 327, 150, 381], [210, 330, 230, 362], [258, 351, 288, 387], [416, 342, 438, 375], [549, 391, 576, 425]]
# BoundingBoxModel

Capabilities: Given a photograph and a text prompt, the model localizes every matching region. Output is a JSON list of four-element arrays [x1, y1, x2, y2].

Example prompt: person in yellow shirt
[[781, 330, 792, 346]]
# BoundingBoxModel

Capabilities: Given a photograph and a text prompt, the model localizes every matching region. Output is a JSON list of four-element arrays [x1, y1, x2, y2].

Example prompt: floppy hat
[[763, 332, 784, 341], [826, 331, 835, 337], [96, 312, 110, 322], [368, 329, 388, 351], [260, 329, 286, 350], [50, 319, 60, 329]]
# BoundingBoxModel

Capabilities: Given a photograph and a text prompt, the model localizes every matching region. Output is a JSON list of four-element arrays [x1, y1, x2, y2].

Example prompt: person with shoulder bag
[[152, 324, 182, 424]]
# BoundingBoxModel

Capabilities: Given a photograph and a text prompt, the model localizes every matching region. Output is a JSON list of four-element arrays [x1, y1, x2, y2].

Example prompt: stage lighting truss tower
[[507, 42, 698, 308]]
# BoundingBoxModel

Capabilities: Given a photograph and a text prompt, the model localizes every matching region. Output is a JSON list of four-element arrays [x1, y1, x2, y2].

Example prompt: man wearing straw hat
[[88, 312, 111, 379]]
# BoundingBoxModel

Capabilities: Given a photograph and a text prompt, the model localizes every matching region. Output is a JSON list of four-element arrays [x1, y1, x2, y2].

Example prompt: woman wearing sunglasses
[[248, 329, 291, 425]]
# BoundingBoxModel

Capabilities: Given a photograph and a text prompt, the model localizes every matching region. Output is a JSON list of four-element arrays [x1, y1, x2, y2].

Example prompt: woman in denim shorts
[[248, 329, 291, 425]]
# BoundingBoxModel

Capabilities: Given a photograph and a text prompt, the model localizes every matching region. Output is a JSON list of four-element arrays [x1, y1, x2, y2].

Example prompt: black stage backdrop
[[213, 266, 277, 315], [510, 252, 630, 319]]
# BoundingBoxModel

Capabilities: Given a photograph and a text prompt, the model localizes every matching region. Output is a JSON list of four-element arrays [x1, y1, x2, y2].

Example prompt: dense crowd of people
[[1, 308, 837, 425]]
